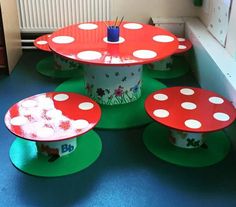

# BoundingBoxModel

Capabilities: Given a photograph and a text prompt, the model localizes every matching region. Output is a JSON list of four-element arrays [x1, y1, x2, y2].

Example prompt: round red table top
[[175, 37, 192, 54], [47, 21, 178, 66], [34, 34, 52, 52], [5, 92, 101, 142], [145, 87, 236, 133]]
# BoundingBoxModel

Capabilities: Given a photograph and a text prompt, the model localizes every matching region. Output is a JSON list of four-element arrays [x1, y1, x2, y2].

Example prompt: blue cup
[[107, 26, 120, 42]]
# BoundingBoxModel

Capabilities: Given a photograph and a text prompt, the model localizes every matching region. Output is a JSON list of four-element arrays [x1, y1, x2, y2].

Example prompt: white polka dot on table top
[[78, 23, 98, 30], [181, 102, 197, 110], [178, 45, 187, 50], [213, 112, 230, 121], [184, 119, 202, 129], [209, 97, 224, 104], [103, 37, 125, 44], [4, 92, 101, 142], [77, 51, 102, 60], [46, 109, 63, 119], [37, 40, 48, 45], [123, 23, 143, 29], [78, 102, 94, 110], [133, 50, 157, 59], [153, 35, 174, 43], [10, 116, 28, 126], [153, 93, 168, 101], [52, 36, 75, 44], [21, 100, 37, 108], [178, 38, 185, 42], [53, 94, 69, 101], [145, 87, 236, 133], [180, 88, 195, 95], [36, 127, 55, 138], [72, 119, 90, 129], [153, 109, 169, 118]]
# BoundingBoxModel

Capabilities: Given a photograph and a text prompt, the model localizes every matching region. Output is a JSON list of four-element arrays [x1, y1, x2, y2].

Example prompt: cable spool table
[[5, 92, 102, 177], [34, 34, 83, 78], [143, 86, 236, 167], [47, 21, 179, 129], [144, 37, 193, 79]]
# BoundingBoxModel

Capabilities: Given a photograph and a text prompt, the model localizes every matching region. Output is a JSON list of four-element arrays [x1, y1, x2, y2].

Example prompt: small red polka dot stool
[[5, 92, 102, 177], [143, 86, 236, 167], [34, 34, 83, 78], [144, 37, 192, 79]]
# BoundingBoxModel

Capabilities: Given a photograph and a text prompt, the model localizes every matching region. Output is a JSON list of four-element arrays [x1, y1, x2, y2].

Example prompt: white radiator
[[17, 0, 111, 32]]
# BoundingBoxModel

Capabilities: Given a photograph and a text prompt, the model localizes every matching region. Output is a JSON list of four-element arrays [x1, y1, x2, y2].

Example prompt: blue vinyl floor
[[1, 51, 236, 207]]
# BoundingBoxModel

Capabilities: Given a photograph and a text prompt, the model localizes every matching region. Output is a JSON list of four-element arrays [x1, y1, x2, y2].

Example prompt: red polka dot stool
[[5, 92, 102, 177], [143, 86, 236, 167], [34, 34, 83, 78], [47, 21, 179, 129], [144, 37, 192, 79]]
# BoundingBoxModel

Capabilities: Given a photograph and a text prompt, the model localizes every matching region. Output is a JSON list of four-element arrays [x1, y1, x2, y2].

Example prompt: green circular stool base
[[55, 75, 166, 129], [36, 56, 83, 79], [143, 56, 189, 79], [143, 123, 231, 167], [9, 130, 102, 177]]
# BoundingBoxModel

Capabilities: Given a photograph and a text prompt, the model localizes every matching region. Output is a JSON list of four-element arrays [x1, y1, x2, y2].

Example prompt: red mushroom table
[[34, 34, 83, 78], [143, 86, 236, 167], [5, 92, 102, 177], [47, 21, 178, 129], [144, 37, 192, 79]]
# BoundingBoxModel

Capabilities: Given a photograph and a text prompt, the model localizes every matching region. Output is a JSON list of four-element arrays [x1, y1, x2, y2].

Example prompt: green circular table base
[[143, 56, 189, 79], [36, 56, 83, 79], [143, 123, 231, 167], [9, 130, 102, 177], [55, 75, 166, 129]]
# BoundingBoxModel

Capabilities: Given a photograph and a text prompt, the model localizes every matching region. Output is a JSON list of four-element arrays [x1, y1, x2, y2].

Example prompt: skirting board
[[184, 17, 236, 148]]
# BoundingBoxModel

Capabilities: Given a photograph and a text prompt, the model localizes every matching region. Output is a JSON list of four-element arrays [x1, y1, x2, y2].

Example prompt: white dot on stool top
[[21, 100, 37, 108], [209, 97, 224, 104], [52, 36, 75, 44], [213, 112, 230, 121], [185, 119, 202, 129], [73, 119, 89, 129], [10, 116, 28, 126], [46, 109, 62, 118], [153, 109, 169, 118], [180, 88, 195, 95], [77, 51, 102, 60], [181, 102, 197, 110], [123, 23, 143, 29], [37, 40, 48, 45], [178, 45, 187, 50], [103, 37, 125, 44], [53, 94, 69, 101], [36, 127, 54, 138], [153, 35, 174, 43], [153, 93, 168, 101], [178, 38, 185, 42], [133, 50, 157, 59], [78, 102, 94, 110], [78, 23, 98, 30]]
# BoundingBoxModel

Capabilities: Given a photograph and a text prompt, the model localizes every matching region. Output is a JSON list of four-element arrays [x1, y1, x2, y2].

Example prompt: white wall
[[226, 0, 236, 59], [111, 0, 198, 23], [198, 0, 236, 59]]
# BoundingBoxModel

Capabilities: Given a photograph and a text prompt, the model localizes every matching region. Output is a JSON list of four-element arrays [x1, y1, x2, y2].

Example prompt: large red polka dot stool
[[144, 37, 192, 79], [5, 92, 102, 177], [48, 21, 179, 129], [143, 86, 236, 167], [34, 34, 83, 78]]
